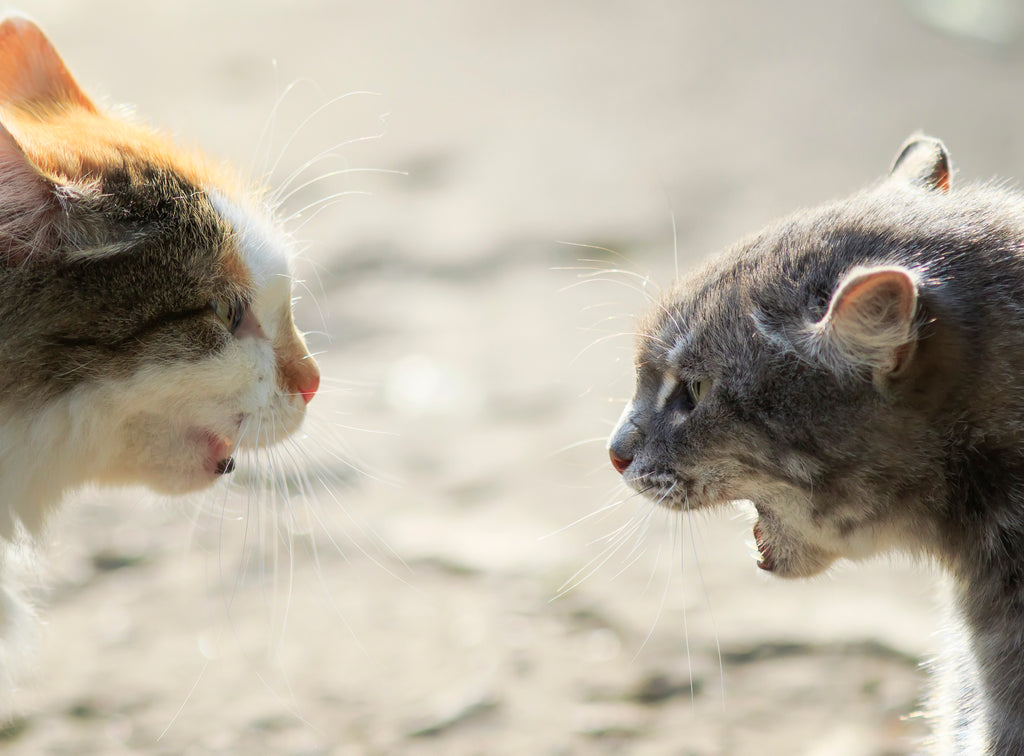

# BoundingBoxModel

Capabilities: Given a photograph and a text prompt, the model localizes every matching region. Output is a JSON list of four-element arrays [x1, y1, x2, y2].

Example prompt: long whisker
[[631, 517, 676, 662], [265, 90, 384, 185], [283, 190, 374, 224], [547, 436, 613, 457], [250, 70, 299, 184], [275, 166, 406, 207], [538, 498, 628, 540], [686, 505, 725, 708], [552, 485, 663, 599]]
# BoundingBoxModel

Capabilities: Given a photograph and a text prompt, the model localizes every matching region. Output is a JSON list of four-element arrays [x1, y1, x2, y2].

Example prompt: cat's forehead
[[637, 304, 705, 376], [640, 275, 741, 365], [206, 190, 291, 290], [638, 243, 806, 375]]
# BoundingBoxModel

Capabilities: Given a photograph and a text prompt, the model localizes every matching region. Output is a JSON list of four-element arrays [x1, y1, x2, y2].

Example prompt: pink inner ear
[[0, 119, 55, 264], [0, 17, 95, 111], [833, 269, 916, 328], [820, 266, 919, 375]]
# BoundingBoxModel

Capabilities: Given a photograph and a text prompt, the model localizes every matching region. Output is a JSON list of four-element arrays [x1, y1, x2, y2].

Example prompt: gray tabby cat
[[0, 17, 319, 699], [608, 134, 1024, 754]]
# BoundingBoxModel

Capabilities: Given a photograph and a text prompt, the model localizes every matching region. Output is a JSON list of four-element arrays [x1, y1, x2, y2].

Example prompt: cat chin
[[749, 504, 838, 579], [102, 458, 230, 496], [190, 428, 236, 478], [100, 416, 241, 495], [639, 475, 846, 578], [144, 429, 236, 494]]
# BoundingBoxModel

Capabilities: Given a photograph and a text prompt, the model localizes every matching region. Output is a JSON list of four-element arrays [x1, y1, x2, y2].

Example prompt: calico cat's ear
[[889, 134, 951, 192], [0, 119, 57, 264], [0, 16, 95, 112], [813, 266, 918, 378]]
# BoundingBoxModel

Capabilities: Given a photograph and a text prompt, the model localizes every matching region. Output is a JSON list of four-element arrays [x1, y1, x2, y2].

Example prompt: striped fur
[[0, 17, 320, 705]]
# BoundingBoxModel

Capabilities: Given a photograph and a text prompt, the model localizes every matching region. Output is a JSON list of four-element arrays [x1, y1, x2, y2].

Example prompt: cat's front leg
[[929, 612, 986, 755]]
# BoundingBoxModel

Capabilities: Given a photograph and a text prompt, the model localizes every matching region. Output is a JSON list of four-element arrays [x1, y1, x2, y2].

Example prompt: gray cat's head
[[608, 135, 973, 578]]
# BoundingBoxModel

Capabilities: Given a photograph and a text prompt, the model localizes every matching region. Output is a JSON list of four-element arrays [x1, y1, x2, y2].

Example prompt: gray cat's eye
[[662, 377, 711, 414], [689, 379, 711, 404]]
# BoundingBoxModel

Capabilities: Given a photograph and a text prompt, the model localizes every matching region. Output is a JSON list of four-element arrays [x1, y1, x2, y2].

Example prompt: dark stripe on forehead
[[93, 162, 225, 250], [0, 159, 242, 403]]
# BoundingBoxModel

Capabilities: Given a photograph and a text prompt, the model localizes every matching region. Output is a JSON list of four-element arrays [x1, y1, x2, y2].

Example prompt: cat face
[[0, 18, 319, 502], [609, 136, 956, 578], [100, 189, 321, 495]]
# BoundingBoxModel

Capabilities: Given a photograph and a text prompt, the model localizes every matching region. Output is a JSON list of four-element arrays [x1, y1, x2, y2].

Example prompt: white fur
[[207, 189, 294, 320], [0, 194, 312, 707], [655, 373, 679, 411]]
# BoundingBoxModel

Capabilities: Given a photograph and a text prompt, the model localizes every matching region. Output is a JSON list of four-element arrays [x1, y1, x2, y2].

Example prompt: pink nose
[[609, 449, 632, 474], [299, 373, 320, 404]]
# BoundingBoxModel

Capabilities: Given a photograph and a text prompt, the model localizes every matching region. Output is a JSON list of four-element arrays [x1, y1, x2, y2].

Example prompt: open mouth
[[198, 429, 237, 478], [753, 518, 775, 572]]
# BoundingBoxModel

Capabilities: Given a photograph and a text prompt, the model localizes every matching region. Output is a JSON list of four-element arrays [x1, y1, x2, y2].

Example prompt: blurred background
[[9, 1, 1024, 753]]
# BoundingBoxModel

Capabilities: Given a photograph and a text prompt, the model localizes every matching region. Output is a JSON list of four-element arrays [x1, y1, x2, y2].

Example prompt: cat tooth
[[215, 457, 235, 475], [752, 521, 775, 571]]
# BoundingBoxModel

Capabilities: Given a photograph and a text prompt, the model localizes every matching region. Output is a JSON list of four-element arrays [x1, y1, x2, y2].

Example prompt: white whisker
[[265, 90, 384, 186], [685, 506, 725, 708], [275, 166, 406, 207]]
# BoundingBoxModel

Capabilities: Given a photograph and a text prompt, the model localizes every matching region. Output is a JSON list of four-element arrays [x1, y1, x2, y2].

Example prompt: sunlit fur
[[610, 134, 1024, 753], [0, 17, 321, 705]]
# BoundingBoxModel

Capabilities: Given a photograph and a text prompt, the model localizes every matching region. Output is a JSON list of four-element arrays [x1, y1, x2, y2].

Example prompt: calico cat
[[0, 17, 319, 696], [608, 134, 1024, 753]]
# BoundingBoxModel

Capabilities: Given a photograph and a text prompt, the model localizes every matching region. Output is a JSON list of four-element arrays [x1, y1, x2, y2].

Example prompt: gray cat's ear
[[812, 266, 918, 378], [889, 134, 951, 192]]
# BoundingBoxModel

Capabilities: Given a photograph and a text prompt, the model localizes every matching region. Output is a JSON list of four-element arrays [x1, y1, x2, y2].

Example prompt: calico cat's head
[[609, 135, 960, 578], [0, 18, 319, 505]]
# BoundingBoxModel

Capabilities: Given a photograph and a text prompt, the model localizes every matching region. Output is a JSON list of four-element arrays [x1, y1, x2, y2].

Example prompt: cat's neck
[[947, 569, 1024, 752], [0, 392, 108, 536], [937, 446, 1024, 752]]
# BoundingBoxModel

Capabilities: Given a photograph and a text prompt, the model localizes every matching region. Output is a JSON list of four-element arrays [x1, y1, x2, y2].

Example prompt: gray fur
[[609, 135, 1024, 753]]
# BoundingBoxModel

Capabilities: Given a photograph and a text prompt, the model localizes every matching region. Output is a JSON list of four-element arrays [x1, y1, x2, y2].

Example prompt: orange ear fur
[[0, 16, 95, 113], [0, 15, 249, 262], [889, 134, 951, 193]]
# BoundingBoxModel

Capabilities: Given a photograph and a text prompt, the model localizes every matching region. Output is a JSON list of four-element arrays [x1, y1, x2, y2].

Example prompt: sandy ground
[[5, 1, 1024, 753]]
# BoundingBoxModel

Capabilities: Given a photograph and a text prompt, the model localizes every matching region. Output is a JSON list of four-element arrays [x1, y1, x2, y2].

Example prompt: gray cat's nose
[[609, 448, 633, 474]]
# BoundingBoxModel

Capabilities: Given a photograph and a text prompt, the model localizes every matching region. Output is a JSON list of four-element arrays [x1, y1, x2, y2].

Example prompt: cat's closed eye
[[210, 298, 246, 333]]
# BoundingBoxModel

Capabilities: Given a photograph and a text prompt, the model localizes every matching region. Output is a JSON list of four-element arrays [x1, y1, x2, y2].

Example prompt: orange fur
[[276, 320, 319, 399], [0, 105, 240, 197], [0, 17, 260, 288], [0, 14, 315, 403], [0, 17, 247, 205], [0, 17, 94, 113], [0, 16, 320, 707]]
